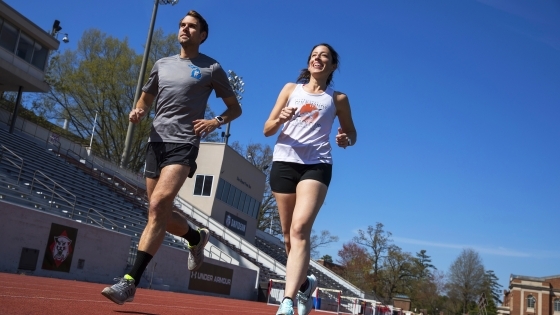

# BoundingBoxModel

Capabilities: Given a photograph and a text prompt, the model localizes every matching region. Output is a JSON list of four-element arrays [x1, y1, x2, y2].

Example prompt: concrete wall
[[143, 243, 258, 300], [0, 201, 131, 284], [0, 201, 259, 301]]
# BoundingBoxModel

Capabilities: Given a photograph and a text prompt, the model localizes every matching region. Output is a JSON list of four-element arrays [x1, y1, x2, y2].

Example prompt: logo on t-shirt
[[299, 103, 320, 123], [188, 64, 202, 79]]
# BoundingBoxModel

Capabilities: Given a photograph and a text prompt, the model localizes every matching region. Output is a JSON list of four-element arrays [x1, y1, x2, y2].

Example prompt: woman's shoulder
[[283, 82, 298, 89], [333, 90, 349, 101], [280, 82, 299, 94]]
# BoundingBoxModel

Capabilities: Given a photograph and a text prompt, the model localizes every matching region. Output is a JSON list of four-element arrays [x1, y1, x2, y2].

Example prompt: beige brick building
[[498, 275, 560, 315]]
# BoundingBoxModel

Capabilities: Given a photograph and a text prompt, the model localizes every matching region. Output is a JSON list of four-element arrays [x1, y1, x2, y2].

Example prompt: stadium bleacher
[[0, 121, 376, 302], [0, 125, 284, 284]]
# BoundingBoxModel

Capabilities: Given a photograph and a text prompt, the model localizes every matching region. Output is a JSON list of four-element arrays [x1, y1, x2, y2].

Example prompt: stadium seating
[[0, 122, 372, 300], [0, 126, 284, 283]]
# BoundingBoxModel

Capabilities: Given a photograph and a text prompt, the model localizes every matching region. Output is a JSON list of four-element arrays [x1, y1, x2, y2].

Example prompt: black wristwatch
[[215, 116, 225, 125]]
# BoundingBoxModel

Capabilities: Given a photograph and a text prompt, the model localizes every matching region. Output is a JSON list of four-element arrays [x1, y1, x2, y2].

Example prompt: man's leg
[[140, 165, 190, 252], [101, 164, 189, 305], [130, 164, 190, 281]]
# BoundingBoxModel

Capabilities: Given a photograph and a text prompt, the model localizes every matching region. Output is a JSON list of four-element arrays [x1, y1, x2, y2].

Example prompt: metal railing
[[85, 207, 120, 231], [0, 145, 23, 184], [29, 170, 76, 214], [66, 148, 93, 170], [208, 244, 234, 264], [173, 197, 286, 277]]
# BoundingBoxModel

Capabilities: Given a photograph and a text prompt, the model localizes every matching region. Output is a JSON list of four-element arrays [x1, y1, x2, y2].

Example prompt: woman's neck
[[304, 77, 328, 93]]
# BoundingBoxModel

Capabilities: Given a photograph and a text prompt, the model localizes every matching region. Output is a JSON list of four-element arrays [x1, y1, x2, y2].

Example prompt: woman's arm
[[263, 83, 298, 137], [334, 92, 357, 148]]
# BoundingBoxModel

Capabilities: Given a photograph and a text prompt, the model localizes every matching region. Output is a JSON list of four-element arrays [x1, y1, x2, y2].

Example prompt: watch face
[[216, 116, 224, 123]]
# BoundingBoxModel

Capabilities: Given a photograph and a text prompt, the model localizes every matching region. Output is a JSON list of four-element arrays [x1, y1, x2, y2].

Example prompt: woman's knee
[[290, 223, 311, 241]]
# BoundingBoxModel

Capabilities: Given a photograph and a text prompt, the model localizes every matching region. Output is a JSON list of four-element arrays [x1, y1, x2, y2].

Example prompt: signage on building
[[224, 211, 247, 236], [188, 262, 234, 295], [42, 223, 78, 273], [236, 176, 251, 189]]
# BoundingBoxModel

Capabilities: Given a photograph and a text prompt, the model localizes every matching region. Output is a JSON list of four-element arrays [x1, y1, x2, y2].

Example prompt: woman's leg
[[283, 179, 328, 299], [274, 192, 297, 255]]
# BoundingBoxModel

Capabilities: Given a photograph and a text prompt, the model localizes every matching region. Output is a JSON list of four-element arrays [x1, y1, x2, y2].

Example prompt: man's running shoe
[[101, 275, 136, 305], [187, 228, 210, 271]]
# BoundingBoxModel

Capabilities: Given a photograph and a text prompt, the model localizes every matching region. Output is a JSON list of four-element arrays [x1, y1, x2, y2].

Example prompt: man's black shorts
[[269, 161, 332, 193], [144, 142, 198, 179]]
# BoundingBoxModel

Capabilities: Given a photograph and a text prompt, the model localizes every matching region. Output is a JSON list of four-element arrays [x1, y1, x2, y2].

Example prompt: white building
[[178, 142, 266, 243]]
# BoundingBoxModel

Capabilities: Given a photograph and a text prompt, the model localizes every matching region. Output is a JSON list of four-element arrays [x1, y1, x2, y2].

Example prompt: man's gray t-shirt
[[142, 53, 235, 147]]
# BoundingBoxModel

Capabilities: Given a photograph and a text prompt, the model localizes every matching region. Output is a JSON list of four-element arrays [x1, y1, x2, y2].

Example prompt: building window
[[554, 299, 560, 312], [215, 178, 260, 219], [527, 295, 535, 308], [0, 20, 18, 53], [193, 175, 213, 196], [16, 32, 34, 62], [31, 41, 48, 70]]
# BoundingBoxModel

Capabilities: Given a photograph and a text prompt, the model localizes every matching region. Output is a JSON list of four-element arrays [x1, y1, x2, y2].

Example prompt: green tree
[[37, 28, 190, 172], [320, 254, 333, 263], [415, 249, 437, 279], [481, 270, 502, 315], [378, 246, 415, 303]]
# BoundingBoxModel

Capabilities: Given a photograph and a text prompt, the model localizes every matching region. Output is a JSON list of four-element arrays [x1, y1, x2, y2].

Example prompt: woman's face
[[307, 45, 337, 76]]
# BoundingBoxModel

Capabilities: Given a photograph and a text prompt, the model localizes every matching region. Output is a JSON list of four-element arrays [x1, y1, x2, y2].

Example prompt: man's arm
[[129, 92, 155, 123], [193, 95, 242, 137]]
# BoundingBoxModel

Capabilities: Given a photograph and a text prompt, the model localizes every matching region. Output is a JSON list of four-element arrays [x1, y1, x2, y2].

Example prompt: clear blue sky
[[7, 0, 559, 291]]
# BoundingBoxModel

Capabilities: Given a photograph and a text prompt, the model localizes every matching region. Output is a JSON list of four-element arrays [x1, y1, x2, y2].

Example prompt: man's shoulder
[[195, 53, 224, 69], [156, 55, 180, 64]]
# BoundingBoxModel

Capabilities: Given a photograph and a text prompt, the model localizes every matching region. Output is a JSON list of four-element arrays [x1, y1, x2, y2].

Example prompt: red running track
[[0, 272, 320, 315]]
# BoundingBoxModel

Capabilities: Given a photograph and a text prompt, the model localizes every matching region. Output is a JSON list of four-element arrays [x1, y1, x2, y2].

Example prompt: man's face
[[178, 15, 207, 46]]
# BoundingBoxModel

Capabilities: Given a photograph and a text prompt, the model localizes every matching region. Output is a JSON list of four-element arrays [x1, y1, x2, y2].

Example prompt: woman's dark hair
[[296, 43, 340, 86], [178, 10, 209, 43]]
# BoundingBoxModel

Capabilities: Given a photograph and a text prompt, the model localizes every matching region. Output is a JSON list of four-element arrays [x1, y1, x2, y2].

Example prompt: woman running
[[264, 43, 357, 315]]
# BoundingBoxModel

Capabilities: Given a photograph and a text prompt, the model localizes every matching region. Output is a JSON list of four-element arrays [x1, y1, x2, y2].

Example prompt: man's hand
[[193, 118, 221, 137], [335, 127, 350, 148], [129, 108, 146, 124]]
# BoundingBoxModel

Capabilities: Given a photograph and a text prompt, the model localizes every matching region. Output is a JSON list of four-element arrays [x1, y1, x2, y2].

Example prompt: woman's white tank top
[[273, 84, 337, 164]]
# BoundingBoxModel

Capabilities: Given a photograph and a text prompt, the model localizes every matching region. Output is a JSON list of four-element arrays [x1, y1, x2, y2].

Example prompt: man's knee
[[148, 195, 174, 219]]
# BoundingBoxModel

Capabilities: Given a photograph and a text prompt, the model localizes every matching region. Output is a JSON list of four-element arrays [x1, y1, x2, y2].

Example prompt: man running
[[101, 10, 242, 305]]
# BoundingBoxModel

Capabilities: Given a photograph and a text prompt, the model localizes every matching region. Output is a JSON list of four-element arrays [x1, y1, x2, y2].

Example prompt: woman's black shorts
[[269, 161, 332, 193]]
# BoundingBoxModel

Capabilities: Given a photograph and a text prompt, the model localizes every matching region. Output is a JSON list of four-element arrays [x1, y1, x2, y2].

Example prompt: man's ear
[[201, 31, 208, 42]]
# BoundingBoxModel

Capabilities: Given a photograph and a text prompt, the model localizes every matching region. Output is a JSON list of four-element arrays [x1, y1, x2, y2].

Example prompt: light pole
[[121, 0, 179, 168], [88, 111, 99, 156], [224, 70, 244, 145]]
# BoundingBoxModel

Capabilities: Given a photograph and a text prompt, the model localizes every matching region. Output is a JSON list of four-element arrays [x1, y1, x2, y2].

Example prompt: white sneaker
[[296, 274, 318, 315], [276, 298, 295, 315]]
